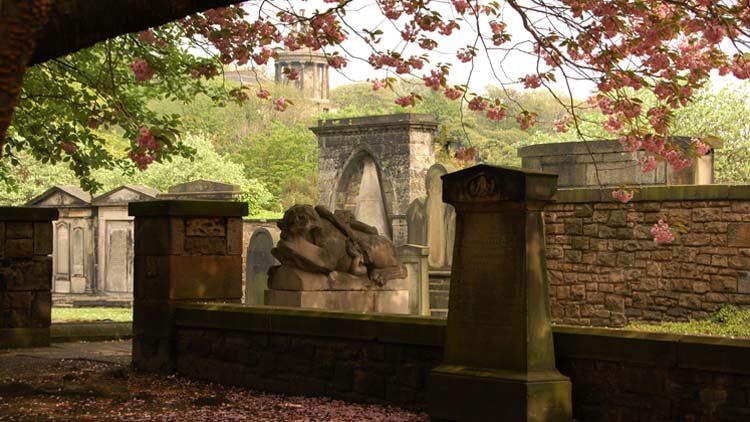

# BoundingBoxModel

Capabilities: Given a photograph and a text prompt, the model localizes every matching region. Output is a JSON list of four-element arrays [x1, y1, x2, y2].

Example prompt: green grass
[[52, 307, 133, 323], [627, 305, 750, 338]]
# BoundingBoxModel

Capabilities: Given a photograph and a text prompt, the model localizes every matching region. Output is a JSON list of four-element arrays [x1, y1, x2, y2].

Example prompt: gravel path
[[0, 341, 428, 421]]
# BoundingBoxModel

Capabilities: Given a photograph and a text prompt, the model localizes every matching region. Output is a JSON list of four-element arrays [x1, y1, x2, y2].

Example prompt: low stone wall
[[546, 185, 750, 327], [173, 303, 750, 419]]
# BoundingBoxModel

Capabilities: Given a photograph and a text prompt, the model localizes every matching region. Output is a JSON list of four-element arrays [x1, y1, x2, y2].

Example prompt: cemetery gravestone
[[407, 163, 455, 270], [246, 227, 280, 305], [429, 165, 571, 422]]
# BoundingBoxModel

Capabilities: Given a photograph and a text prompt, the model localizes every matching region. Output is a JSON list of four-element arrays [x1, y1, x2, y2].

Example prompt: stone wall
[[173, 303, 750, 419], [0, 207, 58, 348], [546, 185, 750, 327], [129, 200, 247, 372]]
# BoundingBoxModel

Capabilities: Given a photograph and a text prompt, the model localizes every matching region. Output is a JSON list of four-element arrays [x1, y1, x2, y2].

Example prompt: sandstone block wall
[[173, 303, 750, 420], [130, 200, 247, 371], [0, 207, 58, 348], [547, 186, 750, 327]]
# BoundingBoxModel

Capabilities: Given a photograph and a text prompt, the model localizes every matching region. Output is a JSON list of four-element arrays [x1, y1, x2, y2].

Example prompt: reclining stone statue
[[271, 204, 407, 285]]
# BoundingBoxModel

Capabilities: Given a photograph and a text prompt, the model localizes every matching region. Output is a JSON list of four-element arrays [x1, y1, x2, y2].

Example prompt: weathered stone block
[[608, 210, 627, 227], [184, 236, 226, 255], [574, 204, 594, 217], [0, 257, 52, 291], [227, 218, 243, 255], [33, 223, 52, 255], [186, 218, 226, 237], [30, 292, 51, 328], [5, 223, 32, 239], [168, 255, 242, 300], [5, 239, 33, 258]]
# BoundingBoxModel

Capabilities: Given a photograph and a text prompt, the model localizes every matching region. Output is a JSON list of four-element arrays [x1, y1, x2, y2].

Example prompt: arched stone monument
[[245, 227, 280, 305], [313, 114, 438, 244]]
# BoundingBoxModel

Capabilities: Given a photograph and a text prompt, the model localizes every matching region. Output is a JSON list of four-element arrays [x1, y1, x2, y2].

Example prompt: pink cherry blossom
[[129, 58, 154, 81], [611, 188, 634, 204], [554, 115, 572, 133], [371, 79, 386, 91], [486, 105, 507, 121], [273, 97, 288, 111], [692, 137, 711, 156], [522, 74, 542, 89], [444, 88, 462, 100], [468, 97, 488, 111], [395, 93, 417, 107], [638, 156, 658, 173], [650, 219, 675, 244]]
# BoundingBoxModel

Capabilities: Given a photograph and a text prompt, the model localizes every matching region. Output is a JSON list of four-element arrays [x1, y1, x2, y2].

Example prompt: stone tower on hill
[[274, 48, 330, 110]]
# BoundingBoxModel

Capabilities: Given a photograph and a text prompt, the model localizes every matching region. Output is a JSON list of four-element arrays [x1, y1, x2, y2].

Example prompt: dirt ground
[[0, 341, 428, 421]]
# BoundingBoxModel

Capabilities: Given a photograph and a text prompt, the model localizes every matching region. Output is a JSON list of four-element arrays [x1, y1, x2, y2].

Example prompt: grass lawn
[[51, 307, 133, 323], [626, 305, 750, 338]]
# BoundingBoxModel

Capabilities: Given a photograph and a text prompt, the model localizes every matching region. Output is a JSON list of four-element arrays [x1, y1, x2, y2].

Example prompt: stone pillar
[[429, 165, 571, 421], [0, 207, 57, 348], [129, 200, 247, 372], [396, 244, 430, 315]]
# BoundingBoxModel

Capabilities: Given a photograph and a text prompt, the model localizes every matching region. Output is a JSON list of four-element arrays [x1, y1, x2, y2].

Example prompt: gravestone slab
[[429, 165, 571, 422], [246, 227, 280, 305]]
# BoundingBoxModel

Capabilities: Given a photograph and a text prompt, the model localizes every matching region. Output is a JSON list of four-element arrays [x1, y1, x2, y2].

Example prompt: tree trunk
[[0, 0, 243, 146], [29, 0, 243, 66]]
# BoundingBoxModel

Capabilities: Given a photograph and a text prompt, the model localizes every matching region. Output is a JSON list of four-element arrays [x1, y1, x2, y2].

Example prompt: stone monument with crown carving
[[429, 164, 571, 421]]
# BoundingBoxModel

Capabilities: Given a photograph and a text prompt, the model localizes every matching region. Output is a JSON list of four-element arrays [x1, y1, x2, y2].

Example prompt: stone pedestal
[[129, 200, 247, 372], [429, 165, 571, 421], [265, 268, 410, 314], [397, 244, 430, 315], [0, 207, 58, 348]]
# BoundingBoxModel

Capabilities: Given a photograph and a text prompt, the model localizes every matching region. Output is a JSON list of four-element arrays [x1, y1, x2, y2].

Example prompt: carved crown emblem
[[467, 173, 496, 198]]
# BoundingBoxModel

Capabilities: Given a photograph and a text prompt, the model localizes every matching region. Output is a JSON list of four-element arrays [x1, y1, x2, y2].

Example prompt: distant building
[[274, 48, 331, 111]]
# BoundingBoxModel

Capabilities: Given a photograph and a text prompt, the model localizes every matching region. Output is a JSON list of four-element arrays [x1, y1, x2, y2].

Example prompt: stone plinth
[[129, 200, 247, 371], [265, 268, 410, 314], [0, 207, 58, 348], [397, 244, 430, 315], [429, 165, 571, 421]]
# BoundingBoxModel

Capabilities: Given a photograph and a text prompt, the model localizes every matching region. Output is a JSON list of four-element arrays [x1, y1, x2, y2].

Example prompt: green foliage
[[0, 133, 274, 215], [9, 29, 221, 191], [96, 133, 274, 213], [232, 122, 318, 210], [627, 304, 750, 338]]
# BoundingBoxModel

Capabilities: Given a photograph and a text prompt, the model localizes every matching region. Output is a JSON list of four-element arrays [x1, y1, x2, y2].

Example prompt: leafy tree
[[233, 122, 318, 209], [0, 133, 274, 215]]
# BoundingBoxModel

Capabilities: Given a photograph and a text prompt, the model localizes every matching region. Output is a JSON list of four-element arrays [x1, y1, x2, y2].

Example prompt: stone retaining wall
[[173, 303, 750, 420], [547, 185, 750, 327]]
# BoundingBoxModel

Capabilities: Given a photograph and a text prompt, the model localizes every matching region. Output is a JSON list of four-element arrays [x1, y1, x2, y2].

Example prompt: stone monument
[[245, 227, 279, 305], [407, 163, 456, 270], [313, 113, 438, 245], [264, 204, 410, 314], [429, 165, 572, 421]]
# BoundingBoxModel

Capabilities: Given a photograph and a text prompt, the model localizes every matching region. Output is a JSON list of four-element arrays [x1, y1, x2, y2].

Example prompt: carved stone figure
[[271, 204, 407, 285]]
